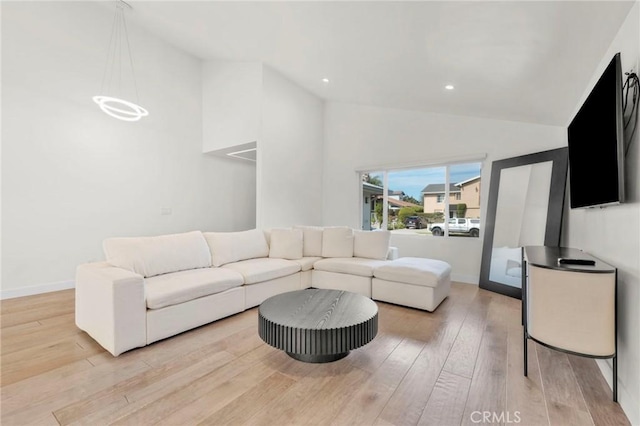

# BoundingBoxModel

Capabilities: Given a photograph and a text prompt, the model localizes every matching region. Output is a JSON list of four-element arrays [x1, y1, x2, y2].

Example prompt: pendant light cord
[[120, 5, 140, 104], [98, 1, 139, 103], [99, 4, 120, 96]]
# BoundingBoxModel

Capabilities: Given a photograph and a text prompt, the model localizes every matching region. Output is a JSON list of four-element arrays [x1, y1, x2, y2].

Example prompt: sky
[[370, 162, 482, 200]]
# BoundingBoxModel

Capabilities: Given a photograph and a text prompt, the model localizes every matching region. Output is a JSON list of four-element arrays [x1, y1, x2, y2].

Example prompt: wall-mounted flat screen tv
[[567, 52, 625, 209]]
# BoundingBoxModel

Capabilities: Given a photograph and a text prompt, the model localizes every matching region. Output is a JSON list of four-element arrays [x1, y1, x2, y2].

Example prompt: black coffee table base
[[258, 289, 379, 364], [287, 351, 349, 363]]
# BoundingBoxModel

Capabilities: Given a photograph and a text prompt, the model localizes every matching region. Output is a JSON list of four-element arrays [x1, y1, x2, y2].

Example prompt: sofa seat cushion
[[145, 268, 244, 310], [222, 258, 301, 285], [373, 257, 451, 288], [292, 256, 323, 272], [313, 257, 388, 277]]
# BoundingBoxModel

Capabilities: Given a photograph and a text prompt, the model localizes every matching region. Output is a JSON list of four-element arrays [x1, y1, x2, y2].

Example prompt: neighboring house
[[386, 197, 421, 211], [362, 185, 420, 230], [388, 190, 405, 201], [376, 191, 420, 212], [421, 176, 481, 218], [362, 182, 383, 230], [456, 176, 481, 218]]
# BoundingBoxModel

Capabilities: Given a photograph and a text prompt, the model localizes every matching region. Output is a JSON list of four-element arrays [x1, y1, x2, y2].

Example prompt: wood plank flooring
[[0, 283, 630, 426]]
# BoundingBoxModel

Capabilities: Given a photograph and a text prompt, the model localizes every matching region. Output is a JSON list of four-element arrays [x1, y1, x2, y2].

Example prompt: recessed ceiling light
[[445, 84, 455, 90], [322, 78, 330, 83]]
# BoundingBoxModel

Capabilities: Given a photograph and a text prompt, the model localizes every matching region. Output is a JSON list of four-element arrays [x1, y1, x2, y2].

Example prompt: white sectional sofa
[[75, 226, 451, 356]]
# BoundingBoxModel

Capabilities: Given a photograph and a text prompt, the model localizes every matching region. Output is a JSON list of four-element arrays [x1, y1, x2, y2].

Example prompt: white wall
[[323, 102, 566, 283], [200, 61, 324, 230], [258, 65, 324, 228], [202, 60, 262, 153], [1, 2, 256, 298], [564, 3, 640, 423]]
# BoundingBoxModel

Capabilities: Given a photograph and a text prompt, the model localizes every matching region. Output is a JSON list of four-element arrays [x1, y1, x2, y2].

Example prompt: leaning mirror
[[479, 148, 568, 299]]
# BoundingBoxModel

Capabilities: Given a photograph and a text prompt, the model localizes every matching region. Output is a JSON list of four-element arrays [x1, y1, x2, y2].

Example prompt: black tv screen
[[567, 52, 625, 209]]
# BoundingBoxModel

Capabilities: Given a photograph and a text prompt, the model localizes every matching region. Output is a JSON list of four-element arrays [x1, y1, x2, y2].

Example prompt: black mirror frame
[[479, 147, 569, 299]]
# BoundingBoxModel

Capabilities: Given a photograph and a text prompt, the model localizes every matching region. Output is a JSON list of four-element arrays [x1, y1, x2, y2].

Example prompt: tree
[[363, 173, 383, 187], [456, 203, 467, 218], [398, 207, 415, 225], [401, 194, 422, 206], [374, 201, 384, 225], [399, 206, 425, 226]]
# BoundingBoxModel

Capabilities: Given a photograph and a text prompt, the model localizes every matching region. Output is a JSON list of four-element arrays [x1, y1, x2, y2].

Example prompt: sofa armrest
[[75, 262, 146, 356], [387, 246, 399, 260]]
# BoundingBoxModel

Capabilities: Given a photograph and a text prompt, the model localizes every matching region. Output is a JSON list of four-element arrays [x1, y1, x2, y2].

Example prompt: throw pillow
[[322, 226, 354, 258], [353, 230, 391, 260], [293, 225, 324, 257], [269, 228, 304, 260]]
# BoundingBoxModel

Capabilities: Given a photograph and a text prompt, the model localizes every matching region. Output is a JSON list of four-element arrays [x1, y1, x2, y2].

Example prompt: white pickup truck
[[429, 218, 480, 237]]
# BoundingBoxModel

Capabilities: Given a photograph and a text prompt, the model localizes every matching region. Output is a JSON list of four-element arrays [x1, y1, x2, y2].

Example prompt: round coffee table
[[258, 289, 378, 363]]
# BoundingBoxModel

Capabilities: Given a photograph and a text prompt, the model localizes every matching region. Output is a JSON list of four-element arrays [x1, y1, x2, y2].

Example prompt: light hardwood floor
[[0, 283, 629, 426]]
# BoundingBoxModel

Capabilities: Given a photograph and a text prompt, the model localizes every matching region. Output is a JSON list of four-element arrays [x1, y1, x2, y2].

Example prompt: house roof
[[421, 183, 460, 194], [362, 182, 384, 195], [386, 198, 421, 209], [455, 175, 481, 187]]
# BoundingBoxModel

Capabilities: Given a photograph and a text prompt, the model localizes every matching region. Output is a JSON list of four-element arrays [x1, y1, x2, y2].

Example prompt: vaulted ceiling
[[127, 1, 635, 126]]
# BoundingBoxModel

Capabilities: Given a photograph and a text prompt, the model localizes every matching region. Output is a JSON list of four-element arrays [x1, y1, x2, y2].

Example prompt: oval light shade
[[93, 96, 149, 122]]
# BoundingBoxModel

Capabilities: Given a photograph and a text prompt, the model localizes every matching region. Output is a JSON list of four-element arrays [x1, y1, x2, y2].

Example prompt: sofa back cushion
[[103, 231, 212, 278], [269, 228, 304, 260], [322, 226, 354, 258], [203, 229, 269, 267], [354, 230, 391, 260], [293, 225, 324, 257], [263, 229, 272, 246]]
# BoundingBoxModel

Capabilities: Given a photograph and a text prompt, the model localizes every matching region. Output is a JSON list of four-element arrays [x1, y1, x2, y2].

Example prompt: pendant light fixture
[[93, 0, 148, 122]]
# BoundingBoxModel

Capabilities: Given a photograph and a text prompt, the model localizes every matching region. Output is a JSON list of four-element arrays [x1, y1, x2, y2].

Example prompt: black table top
[[524, 246, 615, 273], [259, 289, 378, 329]]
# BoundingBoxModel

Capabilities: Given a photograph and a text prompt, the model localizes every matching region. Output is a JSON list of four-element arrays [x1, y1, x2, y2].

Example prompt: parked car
[[429, 218, 480, 237], [404, 216, 423, 229]]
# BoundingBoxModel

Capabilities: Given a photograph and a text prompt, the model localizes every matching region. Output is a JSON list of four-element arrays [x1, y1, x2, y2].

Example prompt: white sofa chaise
[[373, 257, 452, 312], [75, 226, 451, 356]]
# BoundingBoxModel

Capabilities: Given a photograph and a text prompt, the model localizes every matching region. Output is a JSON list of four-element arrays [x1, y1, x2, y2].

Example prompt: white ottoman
[[372, 257, 451, 312]]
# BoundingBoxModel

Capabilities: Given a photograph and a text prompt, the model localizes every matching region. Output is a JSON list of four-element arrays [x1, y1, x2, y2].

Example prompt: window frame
[[358, 154, 486, 237]]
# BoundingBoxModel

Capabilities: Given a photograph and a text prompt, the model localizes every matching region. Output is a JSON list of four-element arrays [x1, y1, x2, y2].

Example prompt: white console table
[[522, 246, 617, 401]]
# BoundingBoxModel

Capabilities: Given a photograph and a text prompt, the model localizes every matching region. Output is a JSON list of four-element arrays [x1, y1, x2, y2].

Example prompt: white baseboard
[[596, 359, 638, 426], [0, 280, 75, 300]]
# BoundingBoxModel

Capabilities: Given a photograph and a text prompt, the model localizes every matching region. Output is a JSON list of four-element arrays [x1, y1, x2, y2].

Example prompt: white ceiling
[[127, 1, 635, 126]]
